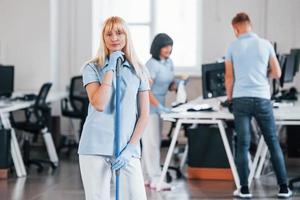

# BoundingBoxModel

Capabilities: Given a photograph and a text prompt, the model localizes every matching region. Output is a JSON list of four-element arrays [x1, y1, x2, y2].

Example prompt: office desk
[[0, 92, 67, 177], [156, 96, 300, 191]]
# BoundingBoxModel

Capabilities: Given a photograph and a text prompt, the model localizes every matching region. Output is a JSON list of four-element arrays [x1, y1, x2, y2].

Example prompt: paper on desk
[[171, 103, 212, 112], [273, 102, 294, 108]]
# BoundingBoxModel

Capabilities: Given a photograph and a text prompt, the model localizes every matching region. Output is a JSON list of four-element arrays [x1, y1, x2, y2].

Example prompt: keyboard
[[11, 94, 37, 101]]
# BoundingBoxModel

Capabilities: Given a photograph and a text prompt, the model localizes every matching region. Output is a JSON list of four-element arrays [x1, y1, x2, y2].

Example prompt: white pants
[[79, 155, 147, 200], [141, 114, 162, 181]]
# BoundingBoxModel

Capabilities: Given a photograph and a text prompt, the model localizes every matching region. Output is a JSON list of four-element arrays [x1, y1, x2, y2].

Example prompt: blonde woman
[[78, 16, 149, 200]]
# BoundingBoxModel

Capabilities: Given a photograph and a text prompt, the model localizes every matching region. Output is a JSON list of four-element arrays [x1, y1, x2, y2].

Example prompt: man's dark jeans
[[232, 97, 288, 187]]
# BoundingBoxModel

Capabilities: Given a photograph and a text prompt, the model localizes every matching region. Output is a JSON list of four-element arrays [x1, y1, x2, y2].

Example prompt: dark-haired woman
[[142, 33, 176, 190]]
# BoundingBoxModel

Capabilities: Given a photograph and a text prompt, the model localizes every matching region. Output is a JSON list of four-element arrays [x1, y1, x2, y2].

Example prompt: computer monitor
[[279, 53, 296, 87], [0, 65, 14, 98], [202, 62, 226, 99], [290, 48, 300, 75], [278, 54, 287, 68]]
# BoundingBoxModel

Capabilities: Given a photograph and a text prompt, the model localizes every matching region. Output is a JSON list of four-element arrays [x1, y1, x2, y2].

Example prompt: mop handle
[[115, 57, 122, 200], [115, 57, 122, 157]]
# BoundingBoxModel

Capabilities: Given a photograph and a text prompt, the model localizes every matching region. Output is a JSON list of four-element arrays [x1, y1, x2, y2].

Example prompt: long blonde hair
[[90, 16, 143, 75]]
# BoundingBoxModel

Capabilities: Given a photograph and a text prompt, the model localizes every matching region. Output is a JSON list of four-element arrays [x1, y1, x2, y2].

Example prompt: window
[[92, 0, 201, 75], [156, 0, 198, 67]]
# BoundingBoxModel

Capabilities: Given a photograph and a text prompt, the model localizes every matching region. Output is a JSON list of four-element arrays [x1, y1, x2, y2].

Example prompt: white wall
[[202, 0, 300, 61], [0, 0, 93, 92], [266, 0, 300, 89], [266, 0, 300, 53], [202, 0, 266, 63], [57, 0, 93, 91], [0, 0, 50, 91]]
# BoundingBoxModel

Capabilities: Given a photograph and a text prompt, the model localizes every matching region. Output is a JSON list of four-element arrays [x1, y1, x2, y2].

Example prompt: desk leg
[[12, 177, 26, 199], [156, 119, 182, 191], [0, 112, 26, 177], [254, 125, 284, 179], [255, 143, 268, 179], [249, 136, 264, 185], [11, 129, 27, 177], [217, 121, 240, 188], [42, 128, 59, 166], [180, 143, 188, 171]]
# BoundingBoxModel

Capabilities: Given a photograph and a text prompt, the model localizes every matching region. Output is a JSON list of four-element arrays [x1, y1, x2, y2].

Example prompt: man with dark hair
[[225, 12, 292, 198], [231, 12, 251, 25]]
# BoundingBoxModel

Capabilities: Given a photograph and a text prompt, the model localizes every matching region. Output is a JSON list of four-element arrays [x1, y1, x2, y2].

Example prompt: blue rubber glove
[[111, 143, 137, 171], [175, 79, 189, 87], [102, 51, 124, 74], [157, 104, 172, 113]]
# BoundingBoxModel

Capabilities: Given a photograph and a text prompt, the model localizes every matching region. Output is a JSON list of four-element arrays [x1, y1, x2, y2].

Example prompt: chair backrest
[[70, 76, 86, 98], [34, 82, 52, 108], [69, 76, 88, 113], [33, 82, 52, 125]]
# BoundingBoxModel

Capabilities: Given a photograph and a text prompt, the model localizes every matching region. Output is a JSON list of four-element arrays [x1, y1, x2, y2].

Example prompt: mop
[[114, 57, 123, 200]]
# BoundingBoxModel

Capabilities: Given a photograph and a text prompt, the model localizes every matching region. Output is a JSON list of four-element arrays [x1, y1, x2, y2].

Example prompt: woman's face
[[160, 45, 172, 59], [104, 26, 126, 53]]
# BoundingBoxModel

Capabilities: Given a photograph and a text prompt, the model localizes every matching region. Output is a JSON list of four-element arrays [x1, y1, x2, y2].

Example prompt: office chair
[[58, 76, 88, 155], [11, 82, 59, 172], [289, 177, 300, 190]]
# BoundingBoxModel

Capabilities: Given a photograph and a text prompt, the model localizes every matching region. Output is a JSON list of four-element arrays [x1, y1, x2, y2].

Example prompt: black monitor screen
[[202, 62, 226, 99], [283, 53, 296, 83], [278, 54, 287, 87], [291, 48, 300, 75], [278, 54, 287, 69], [0, 65, 14, 97]]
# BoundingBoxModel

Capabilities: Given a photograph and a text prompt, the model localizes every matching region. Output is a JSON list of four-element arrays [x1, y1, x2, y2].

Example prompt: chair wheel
[[176, 170, 182, 179], [166, 171, 172, 183], [37, 166, 44, 173], [66, 149, 72, 157], [51, 162, 58, 170], [289, 182, 294, 190], [174, 155, 180, 163]]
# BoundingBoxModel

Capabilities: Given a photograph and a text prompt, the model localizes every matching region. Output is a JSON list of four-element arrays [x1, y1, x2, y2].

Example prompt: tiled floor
[[0, 155, 299, 200]]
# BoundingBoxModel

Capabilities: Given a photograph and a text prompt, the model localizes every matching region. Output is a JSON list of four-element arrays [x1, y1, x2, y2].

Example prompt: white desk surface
[[162, 96, 300, 121], [0, 91, 67, 113], [0, 101, 32, 113], [12, 91, 67, 102]]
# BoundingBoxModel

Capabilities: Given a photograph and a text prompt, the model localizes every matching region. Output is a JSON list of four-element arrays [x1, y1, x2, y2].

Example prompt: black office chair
[[289, 177, 300, 190], [58, 76, 88, 155], [11, 82, 59, 172]]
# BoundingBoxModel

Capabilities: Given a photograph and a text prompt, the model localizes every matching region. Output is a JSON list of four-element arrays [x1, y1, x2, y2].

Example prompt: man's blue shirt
[[225, 32, 276, 99]]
